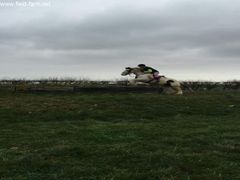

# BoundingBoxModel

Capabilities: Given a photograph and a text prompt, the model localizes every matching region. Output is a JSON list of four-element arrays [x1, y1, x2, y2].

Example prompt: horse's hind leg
[[171, 86, 183, 95], [162, 86, 175, 94], [162, 80, 180, 95], [167, 80, 183, 95]]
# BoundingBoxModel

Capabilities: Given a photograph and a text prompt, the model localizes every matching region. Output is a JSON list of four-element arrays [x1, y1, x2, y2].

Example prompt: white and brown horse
[[121, 67, 183, 95]]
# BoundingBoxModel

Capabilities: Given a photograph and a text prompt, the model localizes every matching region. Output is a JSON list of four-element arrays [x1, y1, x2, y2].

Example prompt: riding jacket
[[142, 66, 159, 74]]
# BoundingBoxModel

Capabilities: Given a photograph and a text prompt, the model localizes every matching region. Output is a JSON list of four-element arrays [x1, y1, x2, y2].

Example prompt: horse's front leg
[[128, 79, 137, 85], [129, 79, 149, 86], [128, 79, 145, 85]]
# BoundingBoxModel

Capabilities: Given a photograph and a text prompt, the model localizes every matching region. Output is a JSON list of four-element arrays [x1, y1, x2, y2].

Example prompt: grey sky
[[0, 0, 239, 81]]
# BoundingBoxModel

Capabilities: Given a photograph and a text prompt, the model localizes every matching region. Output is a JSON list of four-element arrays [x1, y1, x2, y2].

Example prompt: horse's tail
[[181, 83, 194, 92]]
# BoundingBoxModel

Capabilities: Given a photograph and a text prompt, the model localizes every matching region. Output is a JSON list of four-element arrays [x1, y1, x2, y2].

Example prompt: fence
[[0, 80, 239, 93]]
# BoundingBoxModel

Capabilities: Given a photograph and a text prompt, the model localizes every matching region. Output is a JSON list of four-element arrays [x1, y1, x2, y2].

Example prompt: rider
[[137, 64, 160, 80]]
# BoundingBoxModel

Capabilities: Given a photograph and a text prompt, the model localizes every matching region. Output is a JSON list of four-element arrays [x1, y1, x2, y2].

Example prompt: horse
[[121, 67, 183, 95]]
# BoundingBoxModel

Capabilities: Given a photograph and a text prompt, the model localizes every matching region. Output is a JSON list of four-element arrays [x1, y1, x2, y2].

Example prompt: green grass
[[0, 91, 240, 180]]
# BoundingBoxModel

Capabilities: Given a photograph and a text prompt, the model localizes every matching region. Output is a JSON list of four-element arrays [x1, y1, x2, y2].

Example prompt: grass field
[[0, 90, 240, 180]]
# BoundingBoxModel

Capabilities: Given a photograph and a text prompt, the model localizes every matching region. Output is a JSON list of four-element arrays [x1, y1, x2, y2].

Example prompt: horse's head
[[121, 67, 145, 77], [121, 67, 133, 76]]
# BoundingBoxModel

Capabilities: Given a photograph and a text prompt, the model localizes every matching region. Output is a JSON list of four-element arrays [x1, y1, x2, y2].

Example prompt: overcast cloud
[[0, 0, 239, 80]]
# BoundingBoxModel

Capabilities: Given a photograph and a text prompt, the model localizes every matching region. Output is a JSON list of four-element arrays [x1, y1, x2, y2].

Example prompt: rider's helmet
[[138, 64, 146, 67]]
